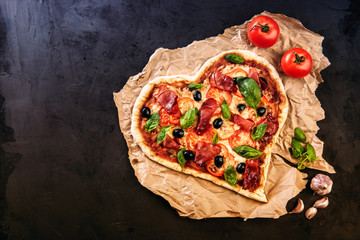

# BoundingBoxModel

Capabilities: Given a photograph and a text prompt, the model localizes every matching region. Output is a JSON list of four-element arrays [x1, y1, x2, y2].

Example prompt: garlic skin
[[289, 198, 304, 214], [310, 174, 333, 195], [305, 207, 317, 219], [313, 197, 329, 209]]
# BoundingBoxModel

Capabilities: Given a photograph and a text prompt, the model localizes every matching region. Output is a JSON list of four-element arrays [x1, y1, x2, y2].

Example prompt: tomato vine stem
[[294, 53, 305, 64], [250, 22, 270, 33]]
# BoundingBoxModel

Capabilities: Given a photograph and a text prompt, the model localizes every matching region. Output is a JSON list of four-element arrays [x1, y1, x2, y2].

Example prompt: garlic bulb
[[305, 207, 317, 219], [289, 198, 304, 214], [313, 197, 329, 209], [310, 174, 333, 195]]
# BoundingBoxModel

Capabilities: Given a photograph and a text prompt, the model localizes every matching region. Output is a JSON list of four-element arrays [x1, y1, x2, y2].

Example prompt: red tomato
[[247, 16, 280, 48], [206, 158, 225, 177], [281, 48, 313, 78], [206, 87, 232, 105]]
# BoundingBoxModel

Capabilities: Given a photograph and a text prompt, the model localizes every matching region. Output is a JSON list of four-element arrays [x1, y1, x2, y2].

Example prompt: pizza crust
[[131, 50, 288, 202]]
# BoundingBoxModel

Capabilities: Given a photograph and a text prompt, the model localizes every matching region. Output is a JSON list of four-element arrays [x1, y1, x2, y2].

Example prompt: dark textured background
[[0, 0, 359, 239]]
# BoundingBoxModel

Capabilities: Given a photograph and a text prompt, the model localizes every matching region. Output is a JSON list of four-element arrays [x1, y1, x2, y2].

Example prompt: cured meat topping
[[195, 98, 218, 135], [231, 114, 255, 131], [155, 85, 178, 114], [242, 159, 260, 190], [194, 141, 221, 165], [210, 70, 238, 93]]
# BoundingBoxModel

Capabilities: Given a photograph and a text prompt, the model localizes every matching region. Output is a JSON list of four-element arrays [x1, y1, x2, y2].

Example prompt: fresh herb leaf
[[144, 111, 160, 133], [180, 107, 198, 129], [212, 132, 219, 145], [291, 137, 304, 153], [224, 166, 237, 186], [225, 54, 244, 64], [177, 149, 185, 169], [188, 83, 204, 90], [305, 143, 318, 162], [169, 154, 175, 158], [232, 145, 263, 159], [233, 76, 248, 85], [251, 124, 267, 141], [221, 100, 231, 120], [238, 78, 261, 115], [290, 147, 302, 159], [157, 125, 172, 144], [294, 127, 306, 143]]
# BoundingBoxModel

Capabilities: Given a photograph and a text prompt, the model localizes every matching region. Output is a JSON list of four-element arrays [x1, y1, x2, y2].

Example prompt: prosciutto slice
[[210, 70, 237, 93], [243, 159, 260, 190], [194, 141, 221, 165], [195, 98, 218, 135], [248, 68, 261, 88], [232, 114, 254, 131], [155, 85, 178, 114], [161, 135, 179, 150], [259, 113, 279, 135]]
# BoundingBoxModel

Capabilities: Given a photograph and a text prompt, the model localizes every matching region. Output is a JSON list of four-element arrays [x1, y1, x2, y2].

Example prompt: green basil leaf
[[144, 111, 160, 133], [290, 147, 302, 159], [233, 76, 248, 85], [157, 125, 173, 144], [294, 127, 306, 143], [224, 166, 237, 186], [177, 149, 185, 169], [180, 108, 198, 129], [238, 78, 261, 114], [297, 159, 307, 170], [188, 83, 204, 90], [225, 54, 244, 64], [305, 143, 317, 162], [221, 100, 231, 120], [212, 132, 219, 145], [232, 145, 263, 159], [251, 124, 267, 141], [291, 137, 304, 153]]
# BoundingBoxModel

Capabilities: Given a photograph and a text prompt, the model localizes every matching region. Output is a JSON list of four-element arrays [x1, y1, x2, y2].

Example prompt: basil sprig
[[144, 111, 160, 133], [212, 132, 219, 145], [177, 148, 186, 169], [221, 100, 231, 120], [225, 54, 244, 64], [237, 77, 261, 116], [289, 127, 319, 170], [294, 127, 306, 143], [232, 145, 263, 159], [251, 124, 267, 141], [224, 166, 237, 186], [188, 83, 204, 90], [180, 107, 198, 129], [157, 125, 173, 144]]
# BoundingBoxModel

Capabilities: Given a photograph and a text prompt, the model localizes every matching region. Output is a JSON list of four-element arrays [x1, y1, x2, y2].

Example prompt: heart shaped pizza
[[131, 50, 288, 202]]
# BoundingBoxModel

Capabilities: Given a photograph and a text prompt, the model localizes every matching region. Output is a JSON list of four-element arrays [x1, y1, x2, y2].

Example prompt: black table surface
[[0, 0, 359, 239]]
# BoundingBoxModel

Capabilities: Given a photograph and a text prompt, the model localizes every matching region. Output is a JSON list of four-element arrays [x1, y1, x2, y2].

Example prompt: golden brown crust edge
[[130, 50, 288, 203]]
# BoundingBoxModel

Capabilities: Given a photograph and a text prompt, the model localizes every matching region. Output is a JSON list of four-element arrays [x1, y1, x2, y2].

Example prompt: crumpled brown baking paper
[[114, 11, 335, 219]]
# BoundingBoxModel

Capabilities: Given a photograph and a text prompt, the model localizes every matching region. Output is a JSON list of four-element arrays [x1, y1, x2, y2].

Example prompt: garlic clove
[[313, 197, 329, 209], [310, 174, 333, 195], [289, 198, 304, 214], [305, 207, 317, 219]]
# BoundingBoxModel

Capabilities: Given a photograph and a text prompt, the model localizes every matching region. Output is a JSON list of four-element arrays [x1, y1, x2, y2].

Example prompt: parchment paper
[[114, 12, 335, 219]]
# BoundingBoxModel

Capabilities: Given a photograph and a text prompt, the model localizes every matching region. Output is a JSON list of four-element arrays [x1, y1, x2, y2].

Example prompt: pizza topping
[[172, 129, 184, 138], [141, 107, 151, 118], [212, 132, 219, 145], [157, 125, 173, 144], [224, 166, 237, 186], [188, 83, 204, 90], [236, 162, 246, 173], [251, 124, 267, 141], [196, 98, 218, 136], [242, 159, 260, 190], [193, 90, 202, 101], [257, 107, 266, 117], [180, 107, 199, 129], [248, 68, 261, 87], [145, 111, 160, 133], [232, 114, 254, 131], [159, 108, 181, 127], [183, 150, 195, 160], [260, 113, 279, 135], [155, 85, 179, 114], [259, 77, 267, 90], [206, 158, 225, 177], [214, 156, 224, 167], [177, 149, 186, 169], [213, 118, 223, 129], [221, 100, 231, 120], [236, 103, 247, 112], [194, 141, 221, 165], [233, 145, 263, 159], [224, 54, 245, 64], [210, 70, 238, 93], [161, 135, 179, 150], [237, 77, 262, 115]]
